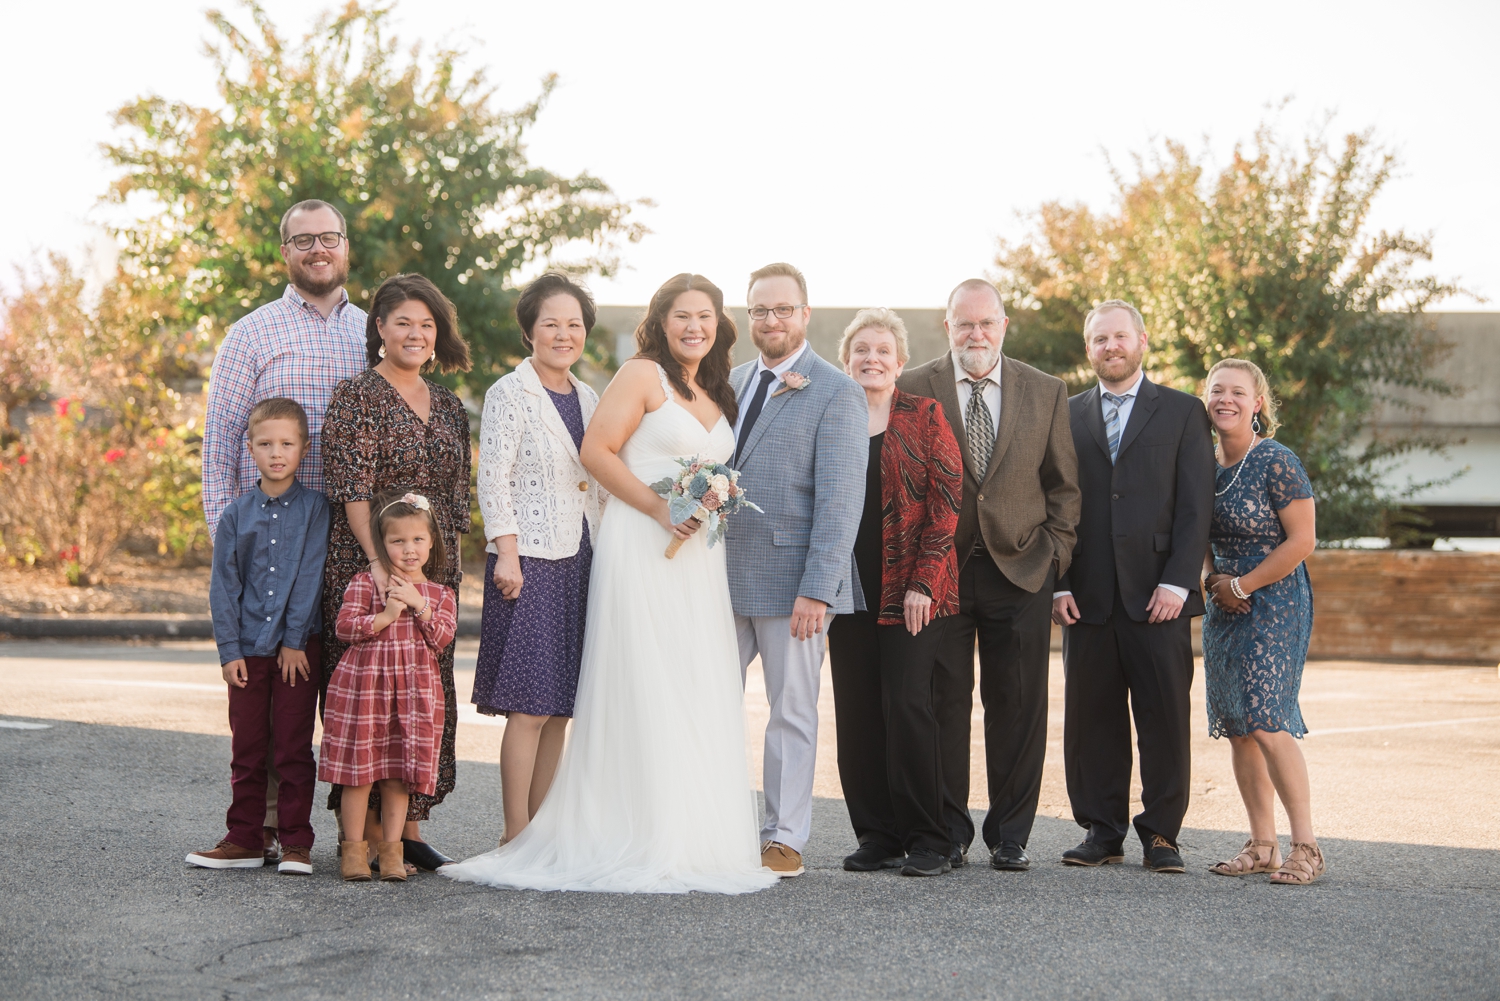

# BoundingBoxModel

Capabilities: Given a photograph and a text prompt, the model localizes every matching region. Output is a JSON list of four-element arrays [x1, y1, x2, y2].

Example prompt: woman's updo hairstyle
[[366, 273, 472, 374], [1203, 358, 1280, 438], [372, 485, 447, 579], [515, 272, 597, 351]]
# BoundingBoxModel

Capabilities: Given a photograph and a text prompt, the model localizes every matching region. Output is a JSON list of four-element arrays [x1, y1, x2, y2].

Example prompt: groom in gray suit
[[727, 262, 868, 877]]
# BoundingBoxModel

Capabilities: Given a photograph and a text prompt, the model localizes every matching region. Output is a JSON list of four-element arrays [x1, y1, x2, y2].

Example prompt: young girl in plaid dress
[[320, 488, 457, 881]]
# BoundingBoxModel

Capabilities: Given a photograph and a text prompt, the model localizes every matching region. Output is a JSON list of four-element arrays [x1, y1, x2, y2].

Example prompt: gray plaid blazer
[[725, 347, 868, 617]]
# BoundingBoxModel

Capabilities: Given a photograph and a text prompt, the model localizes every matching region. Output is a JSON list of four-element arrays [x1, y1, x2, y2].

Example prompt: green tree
[[104, 1, 644, 389], [995, 123, 1463, 540]]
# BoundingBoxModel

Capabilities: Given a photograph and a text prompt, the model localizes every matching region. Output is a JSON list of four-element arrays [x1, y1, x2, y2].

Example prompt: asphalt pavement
[[2, 715, 1497, 1000]]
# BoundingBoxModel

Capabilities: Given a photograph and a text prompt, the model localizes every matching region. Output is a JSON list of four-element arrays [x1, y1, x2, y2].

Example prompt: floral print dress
[[321, 367, 471, 820], [1203, 437, 1314, 739]]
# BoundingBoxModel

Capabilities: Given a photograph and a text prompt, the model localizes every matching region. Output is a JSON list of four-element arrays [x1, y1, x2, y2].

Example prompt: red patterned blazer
[[873, 388, 963, 625]]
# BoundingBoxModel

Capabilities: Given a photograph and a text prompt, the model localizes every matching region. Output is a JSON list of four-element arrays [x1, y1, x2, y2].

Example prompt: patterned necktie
[[1103, 391, 1128, 464], [964, 378, 995, 473]]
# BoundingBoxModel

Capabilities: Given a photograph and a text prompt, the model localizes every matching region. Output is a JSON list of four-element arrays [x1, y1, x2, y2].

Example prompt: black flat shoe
[[990, 841, 1030, 871], [1062, 841, 1125, 867], [402, 839, 455, 871], [949, 844, 968, 869], [900, 848, 952, 877], [1142, 835, 1185, 873], [843, 843, 905, 872]]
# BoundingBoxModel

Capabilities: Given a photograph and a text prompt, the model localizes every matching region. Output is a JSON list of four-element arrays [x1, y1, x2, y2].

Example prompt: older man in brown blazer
[[896, 279, 1080, 872]]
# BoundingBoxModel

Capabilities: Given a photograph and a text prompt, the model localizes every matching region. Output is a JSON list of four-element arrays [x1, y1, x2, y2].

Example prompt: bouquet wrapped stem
[[664, 506, 710, 560], [649, 456, 764, 561]]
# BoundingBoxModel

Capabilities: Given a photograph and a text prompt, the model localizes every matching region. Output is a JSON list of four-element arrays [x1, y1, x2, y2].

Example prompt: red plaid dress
[[319, 573, 458, 796]]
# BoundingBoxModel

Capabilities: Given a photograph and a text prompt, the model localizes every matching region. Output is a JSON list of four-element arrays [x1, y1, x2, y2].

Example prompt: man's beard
[[290, 255, 349, 297], [1091, 348, 1143, 384], [955, 341, 1001, 379], [752, 327, 805, 362]]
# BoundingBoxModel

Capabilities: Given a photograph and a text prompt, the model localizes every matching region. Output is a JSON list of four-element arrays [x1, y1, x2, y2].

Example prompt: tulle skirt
[[442, 497, 777, 895]]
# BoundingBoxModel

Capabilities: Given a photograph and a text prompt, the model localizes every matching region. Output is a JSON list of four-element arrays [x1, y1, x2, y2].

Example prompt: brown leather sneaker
[[761, 841, 805, 877], [277, 845, 312, 875], [186, 839, 265, 869]]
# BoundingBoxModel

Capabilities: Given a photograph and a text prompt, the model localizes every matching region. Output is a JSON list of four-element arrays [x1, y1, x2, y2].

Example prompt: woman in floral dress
[[1200, 359, 1324, 885], [321, 273, 471, 871]]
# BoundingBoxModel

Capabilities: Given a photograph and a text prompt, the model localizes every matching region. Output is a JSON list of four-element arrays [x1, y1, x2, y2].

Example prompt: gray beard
[[956, 344, 1000, 379]]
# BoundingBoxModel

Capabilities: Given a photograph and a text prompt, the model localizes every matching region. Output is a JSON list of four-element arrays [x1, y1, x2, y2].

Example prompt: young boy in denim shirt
[[188, 398, 329, 874]]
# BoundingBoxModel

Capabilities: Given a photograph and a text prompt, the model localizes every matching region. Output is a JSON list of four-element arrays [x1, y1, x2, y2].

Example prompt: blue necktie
[[1103, 391, 1129, 464], [735, 370, 777, 464]]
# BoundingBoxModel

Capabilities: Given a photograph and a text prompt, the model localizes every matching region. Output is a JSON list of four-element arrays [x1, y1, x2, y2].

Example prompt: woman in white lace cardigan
[[473, 273, 605, 843]]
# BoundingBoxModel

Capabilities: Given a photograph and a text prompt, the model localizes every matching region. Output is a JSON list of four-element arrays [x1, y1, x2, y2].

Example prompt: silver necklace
[[1214, 435, 1259, 497]]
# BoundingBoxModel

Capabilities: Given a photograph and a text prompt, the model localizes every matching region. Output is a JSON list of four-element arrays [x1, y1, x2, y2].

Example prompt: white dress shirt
[[1054, 369, 1189, 603], [952, 351, 1002, 440], [733, 340, 811, 439]]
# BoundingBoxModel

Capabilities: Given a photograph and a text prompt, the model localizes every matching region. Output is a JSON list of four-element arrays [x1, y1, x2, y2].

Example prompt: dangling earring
[[378, 344, 387, 359], [1252, 413, 1262, 435]]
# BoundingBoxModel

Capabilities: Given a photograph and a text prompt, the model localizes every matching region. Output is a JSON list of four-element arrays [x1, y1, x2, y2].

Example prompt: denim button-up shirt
[[210, 478, 330, 663]]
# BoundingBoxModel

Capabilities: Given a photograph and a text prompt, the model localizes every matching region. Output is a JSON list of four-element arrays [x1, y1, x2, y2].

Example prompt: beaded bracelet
[[1229, 577, 1249, 601]]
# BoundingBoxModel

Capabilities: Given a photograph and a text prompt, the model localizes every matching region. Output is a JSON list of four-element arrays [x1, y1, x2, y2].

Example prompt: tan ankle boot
[[340, 841, 371, 881], [378, 841, 406, 882]]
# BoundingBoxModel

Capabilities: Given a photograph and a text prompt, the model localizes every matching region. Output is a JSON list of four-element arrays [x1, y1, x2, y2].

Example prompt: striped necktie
[[965, 378, 995, 473], [1103, 391, 1128, 464]]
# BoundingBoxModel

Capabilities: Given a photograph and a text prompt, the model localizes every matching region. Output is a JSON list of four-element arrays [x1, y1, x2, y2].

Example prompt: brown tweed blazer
[[897, 352, 1080, 592]]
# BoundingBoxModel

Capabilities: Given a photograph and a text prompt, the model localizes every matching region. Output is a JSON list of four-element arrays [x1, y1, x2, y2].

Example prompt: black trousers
[[828, 611, 950, 856], [933, 554, 1054, 851], [1062, 589, 1194, 849]]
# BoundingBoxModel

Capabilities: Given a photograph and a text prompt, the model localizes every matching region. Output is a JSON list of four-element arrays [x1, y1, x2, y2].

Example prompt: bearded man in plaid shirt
[[201, 199, 369, 861], [202, 199, 368, 536]]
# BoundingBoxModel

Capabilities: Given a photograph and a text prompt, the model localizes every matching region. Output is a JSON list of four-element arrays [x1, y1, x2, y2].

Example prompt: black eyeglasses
[[748, 304, 806, 320], [281, 231, 346, 251]]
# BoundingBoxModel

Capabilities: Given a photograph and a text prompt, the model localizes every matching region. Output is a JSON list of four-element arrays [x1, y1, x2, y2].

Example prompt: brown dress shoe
[[340, 840, 372, 881], [761, 841, 805, 877], [186, 839, 265, 869], [377, 841, 406, 882]]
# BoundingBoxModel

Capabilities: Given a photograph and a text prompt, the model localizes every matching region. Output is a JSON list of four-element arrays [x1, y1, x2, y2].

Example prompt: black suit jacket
[[1056, 377, 1214, 624]]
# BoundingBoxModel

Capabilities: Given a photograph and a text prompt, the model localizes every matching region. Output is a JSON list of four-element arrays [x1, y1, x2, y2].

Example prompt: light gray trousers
[[736, 612, 833, 853]]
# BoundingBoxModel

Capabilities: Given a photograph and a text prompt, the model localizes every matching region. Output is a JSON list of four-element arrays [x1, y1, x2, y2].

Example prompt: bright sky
[[3, 0, 1497, 308]]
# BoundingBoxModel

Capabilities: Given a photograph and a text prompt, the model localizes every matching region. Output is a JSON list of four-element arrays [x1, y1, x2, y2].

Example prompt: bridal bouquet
[[649, 456, 764, 558]]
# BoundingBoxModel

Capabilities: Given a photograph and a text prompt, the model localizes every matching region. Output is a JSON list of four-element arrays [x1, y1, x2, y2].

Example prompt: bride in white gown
[[443, 274, 777, 895]]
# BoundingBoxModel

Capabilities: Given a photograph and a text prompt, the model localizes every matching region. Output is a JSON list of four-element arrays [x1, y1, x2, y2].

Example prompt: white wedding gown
[[442, 366, 777, 895]]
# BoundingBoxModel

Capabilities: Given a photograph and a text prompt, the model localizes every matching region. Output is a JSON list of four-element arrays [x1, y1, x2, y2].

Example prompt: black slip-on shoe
[[990, 841, 1030, 871], [900, 848, 953, 877], [1062, 841, 1126, 867], [843, 843, 906, 872], [949, 844, 969, 869], [402, 839, 455, 871], [1142, 835, 1186, 873]]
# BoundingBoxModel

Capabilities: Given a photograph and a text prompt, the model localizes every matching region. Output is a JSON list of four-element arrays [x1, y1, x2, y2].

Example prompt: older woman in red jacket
[[829, 308, 963, 878]]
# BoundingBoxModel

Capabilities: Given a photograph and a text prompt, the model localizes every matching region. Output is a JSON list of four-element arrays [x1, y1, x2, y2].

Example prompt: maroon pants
[[226, 637, 322, 851]]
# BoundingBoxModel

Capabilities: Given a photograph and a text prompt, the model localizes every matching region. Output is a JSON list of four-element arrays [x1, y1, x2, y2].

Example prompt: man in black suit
[[1052, 299, 1214, 873]]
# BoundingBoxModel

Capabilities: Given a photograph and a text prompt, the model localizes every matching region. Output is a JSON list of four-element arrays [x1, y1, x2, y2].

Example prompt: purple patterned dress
[[471, 385, 592, 717]]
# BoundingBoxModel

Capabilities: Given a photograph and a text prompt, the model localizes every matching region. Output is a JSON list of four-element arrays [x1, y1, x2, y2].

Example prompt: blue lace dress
[[1203, 438, 1314, 739]]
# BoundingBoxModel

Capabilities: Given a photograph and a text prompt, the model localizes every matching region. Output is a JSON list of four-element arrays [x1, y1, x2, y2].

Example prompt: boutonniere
[[770, 372, 810, 399]]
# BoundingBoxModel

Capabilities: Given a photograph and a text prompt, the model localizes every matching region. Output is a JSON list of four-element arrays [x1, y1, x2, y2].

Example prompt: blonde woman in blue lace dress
[[1200, 359, 1324, 885]]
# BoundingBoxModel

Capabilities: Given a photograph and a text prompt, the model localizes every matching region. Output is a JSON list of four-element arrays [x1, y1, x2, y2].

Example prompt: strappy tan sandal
[[1269, 841, 1325, 885], [1209, 839, 1281, 877]]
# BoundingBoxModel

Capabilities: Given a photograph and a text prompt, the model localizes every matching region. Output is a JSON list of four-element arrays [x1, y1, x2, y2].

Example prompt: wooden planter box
[[1306, 550, 1500, 664]]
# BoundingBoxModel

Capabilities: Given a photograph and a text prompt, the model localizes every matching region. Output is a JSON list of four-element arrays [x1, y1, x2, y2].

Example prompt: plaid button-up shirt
[[202, 284, 369, 537]]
